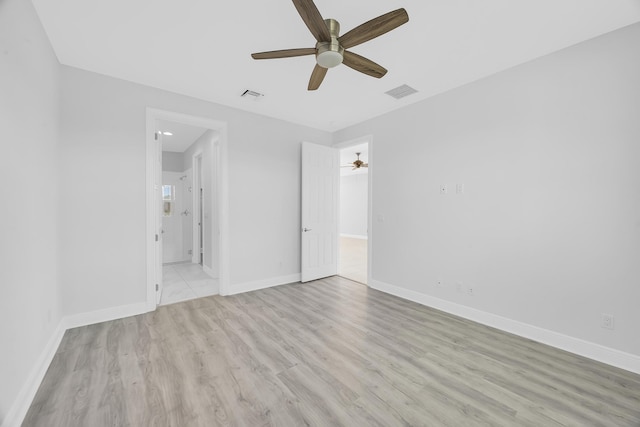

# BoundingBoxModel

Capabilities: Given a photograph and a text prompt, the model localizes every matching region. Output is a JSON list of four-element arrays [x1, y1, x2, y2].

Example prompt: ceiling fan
[[251, 0, 409, 91], [342, 152, 368, 170]]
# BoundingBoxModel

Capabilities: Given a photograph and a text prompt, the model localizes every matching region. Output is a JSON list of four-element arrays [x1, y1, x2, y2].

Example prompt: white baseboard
[[3, 301, 150, 427], [340, 233, 368, 240], [2, 321, 66, 427], [228, 274, 301, 295], [11, 277, 638, 427], [369, 279, 640, 375], [62, 302, 149, 330], [163, 257, 190, 264]]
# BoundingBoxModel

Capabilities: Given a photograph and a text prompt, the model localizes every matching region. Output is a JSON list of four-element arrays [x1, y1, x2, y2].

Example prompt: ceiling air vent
[[241, 89, 264, 100], [385, 84, 418, 100]]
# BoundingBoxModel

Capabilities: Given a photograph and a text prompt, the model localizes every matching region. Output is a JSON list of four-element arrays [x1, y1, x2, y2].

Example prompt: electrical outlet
[[456, 183, 465, 194], [601, 313, 615, 330], [440, 184, 448, 195], [467, 286, 474, 296], [437, 278, 443, 287]]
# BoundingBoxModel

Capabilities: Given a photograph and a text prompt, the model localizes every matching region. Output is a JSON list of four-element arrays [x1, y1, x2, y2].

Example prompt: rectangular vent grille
[[385, 84, 418, 100], [241, 89, 264, 100]]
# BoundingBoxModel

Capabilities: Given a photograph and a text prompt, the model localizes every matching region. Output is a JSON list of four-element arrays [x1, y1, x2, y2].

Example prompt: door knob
[[303, 228, 312, 232]]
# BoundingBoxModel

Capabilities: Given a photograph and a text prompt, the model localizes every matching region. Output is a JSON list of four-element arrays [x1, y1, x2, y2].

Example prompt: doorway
[[338, 141, 369, 284], [158, 121, 221, 305], [146, 109, 229, 310], [300, 138, 372, 285]]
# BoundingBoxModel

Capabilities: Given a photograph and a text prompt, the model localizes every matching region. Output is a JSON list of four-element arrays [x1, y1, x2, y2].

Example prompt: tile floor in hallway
[[161, 261, 219, 305], [338, 236, 367, 285]]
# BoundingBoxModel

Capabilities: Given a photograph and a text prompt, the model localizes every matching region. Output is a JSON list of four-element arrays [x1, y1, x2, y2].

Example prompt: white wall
[[58, 66, 332, 315], [162, 151, 184, 172], [4, 4, 636, 422], [340, 173, 368, 238], [0, 0, 62, 423], [334, 23, 640, 358]]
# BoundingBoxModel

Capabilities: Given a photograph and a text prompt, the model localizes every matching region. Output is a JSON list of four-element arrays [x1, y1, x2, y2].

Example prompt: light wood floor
[[24, 277, 640, 426]]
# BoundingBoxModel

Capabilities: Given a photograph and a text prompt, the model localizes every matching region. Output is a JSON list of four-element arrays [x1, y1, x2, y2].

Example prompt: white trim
[[3, 301, 149, 427], [1, 322, 66, 427], [339, 233, 368, 240], [369, 279, 640, 374], [218, 126, 230, 296], [146, 108, 230, 307], [62, 302, 148, 330], [203, 265, 217, 278], [8, 281, 638, 427], [145, 111, 157, 312], [227, 274, 301, 295], [192, 150, 203, 265]]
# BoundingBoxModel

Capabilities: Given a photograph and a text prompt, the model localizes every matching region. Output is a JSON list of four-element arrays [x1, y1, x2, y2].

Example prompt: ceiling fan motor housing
[[316, 19, 344, 68]]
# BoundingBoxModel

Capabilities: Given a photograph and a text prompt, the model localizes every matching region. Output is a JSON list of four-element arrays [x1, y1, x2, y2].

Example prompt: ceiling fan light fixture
[[317, 50, 343, 68], [316, 18, 343, 69], [316, 39, 344, 68]]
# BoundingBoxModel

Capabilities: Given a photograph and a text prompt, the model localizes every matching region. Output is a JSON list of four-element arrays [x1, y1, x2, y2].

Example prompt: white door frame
[[145, 108, 230, 310], [332, 135, 373, 286], [155, 132, 164, 304], [192, 151, 203, 265]]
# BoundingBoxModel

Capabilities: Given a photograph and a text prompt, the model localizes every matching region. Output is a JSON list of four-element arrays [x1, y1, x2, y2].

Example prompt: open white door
[[154, 132, 163, 305], [301, 141, 339, 282]]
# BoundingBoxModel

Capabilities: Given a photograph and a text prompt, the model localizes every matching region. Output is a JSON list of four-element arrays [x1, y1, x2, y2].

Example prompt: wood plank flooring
[[23, 276, 640, 426]]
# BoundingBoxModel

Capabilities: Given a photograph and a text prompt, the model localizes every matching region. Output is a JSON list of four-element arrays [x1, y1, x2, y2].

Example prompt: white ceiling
[[158, 120, 208, 153], [32, 1, 640, 132]]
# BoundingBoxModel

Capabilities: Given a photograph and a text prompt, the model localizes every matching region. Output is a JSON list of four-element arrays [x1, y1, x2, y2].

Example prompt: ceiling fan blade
[[308, 64, 327, 91], [338, 8, 409, 49], [292, 0, 331, 42], [251, 48, 316, 60], [342, 51, 387, 78], [363, 163, 369, 167]]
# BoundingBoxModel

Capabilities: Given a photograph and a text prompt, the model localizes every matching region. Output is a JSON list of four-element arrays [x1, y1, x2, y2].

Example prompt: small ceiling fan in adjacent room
[[251, 0, 409, 90], [342, 152, 368, 170]]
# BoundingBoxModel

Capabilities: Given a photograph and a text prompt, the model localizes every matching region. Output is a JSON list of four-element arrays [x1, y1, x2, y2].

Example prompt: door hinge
[[155, 234, 159, 242], [156, 284, 159, 291], [154, 132, 158, 141]]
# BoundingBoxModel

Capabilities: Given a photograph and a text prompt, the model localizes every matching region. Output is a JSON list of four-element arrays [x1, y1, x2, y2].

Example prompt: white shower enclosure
[[162, 169, 193, 263]]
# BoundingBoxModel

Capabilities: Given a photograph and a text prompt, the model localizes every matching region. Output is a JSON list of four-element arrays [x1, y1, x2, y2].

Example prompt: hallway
[[338, 236, 367, 285]]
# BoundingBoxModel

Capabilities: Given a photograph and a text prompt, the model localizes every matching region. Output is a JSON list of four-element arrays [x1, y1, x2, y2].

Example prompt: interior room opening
[[338, 143, 369, 284], [158, 119, 220, 305]]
